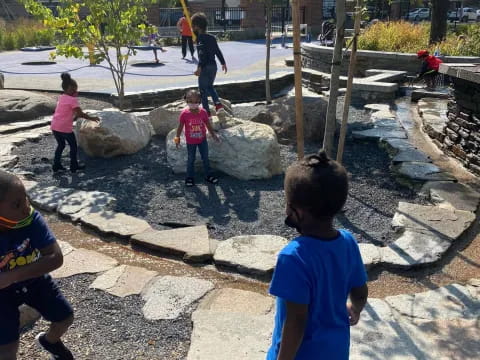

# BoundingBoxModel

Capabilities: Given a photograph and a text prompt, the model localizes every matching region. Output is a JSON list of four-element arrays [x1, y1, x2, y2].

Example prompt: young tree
[[21, 0, 158, 109], [429, 0, 449, 44]]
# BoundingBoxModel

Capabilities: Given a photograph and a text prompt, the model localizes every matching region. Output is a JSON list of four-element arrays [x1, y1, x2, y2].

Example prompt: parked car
[[448, 8, 478, 22], [406, 8, 431, 21]]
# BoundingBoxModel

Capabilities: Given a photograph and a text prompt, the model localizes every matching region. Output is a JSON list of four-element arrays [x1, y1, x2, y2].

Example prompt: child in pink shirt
[[51, 73, 99, 173], [174, 89, 219, 187]]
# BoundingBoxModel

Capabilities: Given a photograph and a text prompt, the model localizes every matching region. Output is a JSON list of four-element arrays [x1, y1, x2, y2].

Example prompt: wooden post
[[337, 0, 361, 164], [323, 0, 345, 157], [291, 0, 304, 159], [266, 0, 272, 103], [179, 0, 196, 42]]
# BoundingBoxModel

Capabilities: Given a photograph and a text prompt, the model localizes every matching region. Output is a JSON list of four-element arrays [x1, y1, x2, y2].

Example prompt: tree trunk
[[323, 0, 345, 157], [429, 0, 449, 44], [265, 0, 272, 104]]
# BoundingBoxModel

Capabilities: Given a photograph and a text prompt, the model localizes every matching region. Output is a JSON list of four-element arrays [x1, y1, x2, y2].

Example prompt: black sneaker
[[52, 165, 66, 173], [35, 332, 74, 360], [70, 164, 86, 173]]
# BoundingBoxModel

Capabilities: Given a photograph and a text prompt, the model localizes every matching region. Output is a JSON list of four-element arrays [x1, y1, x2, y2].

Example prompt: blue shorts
[[0, 274, 73, 345]]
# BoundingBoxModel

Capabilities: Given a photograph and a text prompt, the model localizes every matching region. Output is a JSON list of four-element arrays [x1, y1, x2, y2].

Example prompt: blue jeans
[[53, 130, 79, 169], [198, 64, 220, 115], [187, 139, 211, 179]]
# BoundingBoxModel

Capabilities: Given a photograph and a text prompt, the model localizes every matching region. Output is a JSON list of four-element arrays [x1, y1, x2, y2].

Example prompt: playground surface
[[0, 40, 292, 95]]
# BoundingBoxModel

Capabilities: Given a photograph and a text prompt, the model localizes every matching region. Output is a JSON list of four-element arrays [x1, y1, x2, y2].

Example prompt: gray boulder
[[0, 90, 56, 122]]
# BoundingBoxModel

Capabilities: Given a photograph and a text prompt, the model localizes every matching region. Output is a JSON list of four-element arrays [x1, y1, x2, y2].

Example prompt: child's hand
[[0, 272, 14, 290], [174, 136, 181, 149], [347, 303, 361, 326], [222, 64, 228, 74], [194, 68, 201, 76], [212, 133, 220, 143]]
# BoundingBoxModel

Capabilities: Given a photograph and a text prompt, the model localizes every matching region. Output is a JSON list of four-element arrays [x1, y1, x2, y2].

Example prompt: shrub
[[0, 18, 54, 51], [3, 33, 16, 50]]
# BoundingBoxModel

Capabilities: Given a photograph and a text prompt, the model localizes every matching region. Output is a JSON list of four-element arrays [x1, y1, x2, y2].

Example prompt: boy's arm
[[277, 301, 308, 360], [215, 41, 227, 73], [0, 243, 63, 289], [348, 283, 368, 326], [175, 122, 184, 148]]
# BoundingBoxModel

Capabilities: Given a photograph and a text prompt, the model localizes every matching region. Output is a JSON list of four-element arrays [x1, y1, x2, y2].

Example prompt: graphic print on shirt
[[0, 237, 41, 272]]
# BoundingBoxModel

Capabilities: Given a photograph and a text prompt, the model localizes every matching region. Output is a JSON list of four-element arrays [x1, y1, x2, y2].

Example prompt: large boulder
[[237, 89, 328, 144], [0, 90, 56, 122], [76, 110, 152, 158], [149, 98, 233, 136], [166, 118, 282, 180]]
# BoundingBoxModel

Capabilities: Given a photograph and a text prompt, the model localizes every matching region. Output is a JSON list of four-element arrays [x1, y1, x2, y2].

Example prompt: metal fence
[[269, 6, 306, 34], [159, 7, 246, 31]]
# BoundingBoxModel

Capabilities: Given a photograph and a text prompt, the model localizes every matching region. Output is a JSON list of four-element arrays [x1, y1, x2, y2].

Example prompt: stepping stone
[[422, 113, 447, 140], [0, 117, 50, 134], [392, 148, 432, 163], [57, 190, 116, 222], [420, 181, 480, 213], [141, 276, 214, 320], [394, 162, 455, 182], [381, 138, 417, 156], [51, 248, 118, 278], [392, 202, 475, 240], [385, 283, 480, 320], [19, 304, 41, 330], [0, 155, 18, 169], [213, 235, 288, 276], [131, 225, 212, 262], [20, 179, 38, 192], [187, 310, 273, 360], [365, 104, 391, 112], [358, 243, 382, 269], [57, 240, 75, 256], [352, 128, 407, 141], [90, 264, 157, 297], [28, 186, 76, 212], [80, 211, 151, 238], [381, 230, 452, 268], [198, 288, 273, 315], [411, 89, 449, 102]]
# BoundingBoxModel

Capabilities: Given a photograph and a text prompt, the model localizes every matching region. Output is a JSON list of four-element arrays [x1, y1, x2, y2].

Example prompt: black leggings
[[53, 130, 78, 169], [182, 36, 194, 58]]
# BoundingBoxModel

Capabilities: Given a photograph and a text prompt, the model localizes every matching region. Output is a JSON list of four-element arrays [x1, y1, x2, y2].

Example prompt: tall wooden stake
[[179, 0, 196, 42], [337, 0, 361, 164], [266, 0, 272, 104], [291, 0, 304, 159], [323, 0, 345, 157]]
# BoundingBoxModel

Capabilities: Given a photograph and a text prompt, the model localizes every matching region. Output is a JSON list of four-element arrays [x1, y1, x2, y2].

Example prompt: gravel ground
[[13, 98, 420, 245], [18, 274, 191, 360]]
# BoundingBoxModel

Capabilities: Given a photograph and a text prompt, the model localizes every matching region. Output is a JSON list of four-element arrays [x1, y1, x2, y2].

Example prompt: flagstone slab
[[381, 230, 452, 268], [141, 276, 214, 320], [385, 283, 480, 320], [0, 154, 18, 168], [131, 225, 212, 262], [392, 202, 475, 240], [392, 148, 432, 163], [57, 240, 76, 256], [358, 243, 382, 269], [90, 264, 157, 297], [381, 138, 417, 156], [28, 186, 76, 212], [352, 128, 407, 141], [187, 310, 273, 360], [57, 190, 116, 222], [0, 117, 51, 134], [394, 162, 455, 182], [80, 211, 151, 238], [213, 235, 288, 276], [197, 288, 273, 315], [51, 248, 118, 278], [420, 181, 480, 213]]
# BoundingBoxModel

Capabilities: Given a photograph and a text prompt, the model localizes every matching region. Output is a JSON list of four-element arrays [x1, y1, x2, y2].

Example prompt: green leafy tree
[[21, 0, 158, 109]]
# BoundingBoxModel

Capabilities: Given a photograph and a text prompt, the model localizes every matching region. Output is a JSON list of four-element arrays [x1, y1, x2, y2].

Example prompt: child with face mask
[[267, 150, 369, 360], [51, 72, 99, 174], [174, 89, 220, 187]]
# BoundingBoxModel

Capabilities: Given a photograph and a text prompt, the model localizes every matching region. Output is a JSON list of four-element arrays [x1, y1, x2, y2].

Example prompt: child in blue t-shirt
[[0, 171, 74, 360], [267, 150, 368, 360]]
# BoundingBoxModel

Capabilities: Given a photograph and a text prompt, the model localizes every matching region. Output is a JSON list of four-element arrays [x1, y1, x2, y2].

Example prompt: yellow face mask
[[0, 206, 34, 230]]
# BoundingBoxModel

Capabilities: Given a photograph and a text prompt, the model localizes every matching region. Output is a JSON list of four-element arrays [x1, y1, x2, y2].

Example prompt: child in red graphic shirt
[[174, 89, 220, 187]]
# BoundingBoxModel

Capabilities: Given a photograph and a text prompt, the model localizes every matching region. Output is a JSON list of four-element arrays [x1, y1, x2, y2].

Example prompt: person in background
[[267, 150, 369, 360], [416, 49, 443, 89], [177, 13, 195, 60]]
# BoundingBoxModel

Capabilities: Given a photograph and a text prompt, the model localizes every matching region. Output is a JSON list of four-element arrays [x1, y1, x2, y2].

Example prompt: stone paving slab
[[392, 148, 432, 163], [394, 162, 456, 183], [352, 128, 407, 141], [392, 202, 475, 240], [381, 138, 417, 156], [197, 288, 273, 315], [358, 243, 382, 269], [213, 235, 288, 276], [51, 248, 118, 278], [0, 117, 51, 134], [80, 211, 151, 238], [381, 230, 452, 267], [420, 181, 480, 213], [141, 276, 214, 320], [131, 225, 212, 262], [365, 104, 391, 112], [385, 283, 480, 320], [90, 264, 157, 298], [57, 240, 76, 256], [57, 190, 116, 222], [27, 186, 76, 212], [0, 154, 18, 169]]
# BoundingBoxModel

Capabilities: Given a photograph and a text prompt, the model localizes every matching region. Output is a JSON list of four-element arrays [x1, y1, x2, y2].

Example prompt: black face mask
[[284, 208, 301, 233]]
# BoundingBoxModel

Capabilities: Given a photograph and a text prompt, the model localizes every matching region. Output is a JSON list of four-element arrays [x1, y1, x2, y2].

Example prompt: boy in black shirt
[[191, 13, 228, 118]]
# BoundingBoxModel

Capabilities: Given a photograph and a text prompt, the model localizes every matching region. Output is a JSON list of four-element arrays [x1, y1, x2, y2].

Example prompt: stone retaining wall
[[301, 44, 480, 76], [443, 78, 480, 176]]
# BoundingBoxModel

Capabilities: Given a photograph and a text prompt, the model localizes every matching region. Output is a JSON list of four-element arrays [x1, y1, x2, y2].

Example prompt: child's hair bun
[[304, 149, 330, 168], [61, 72, 71, 82]]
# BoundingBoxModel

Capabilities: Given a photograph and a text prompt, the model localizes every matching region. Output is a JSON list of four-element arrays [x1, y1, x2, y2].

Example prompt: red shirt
[[179, 108, 209, 144], [179, 17, 192, 37], [426, 55, 443, 71]]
